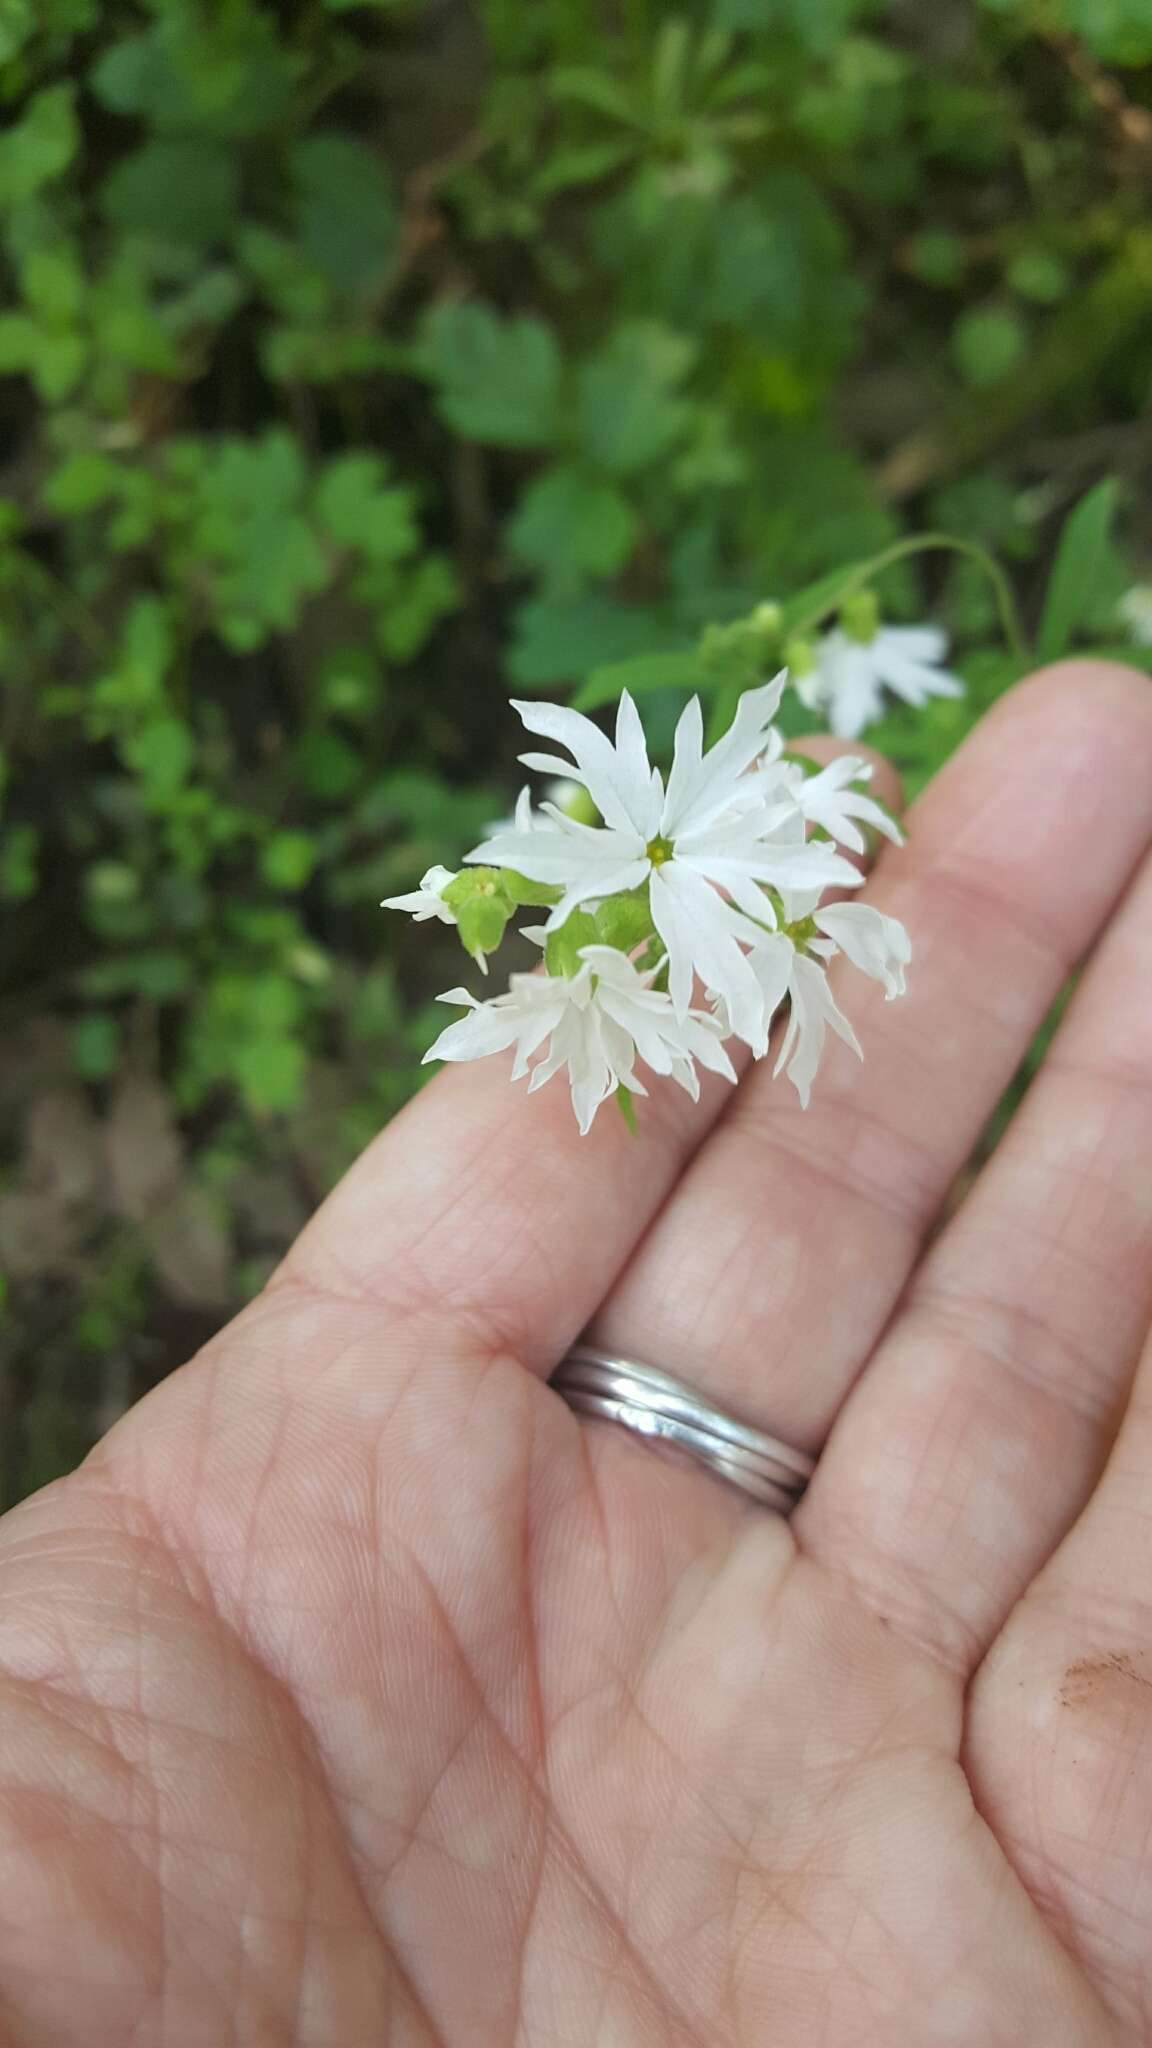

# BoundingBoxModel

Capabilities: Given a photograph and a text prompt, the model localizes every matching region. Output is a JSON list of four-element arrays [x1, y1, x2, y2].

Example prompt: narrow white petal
[[614, 692, 662, 837], [876, 652, 964, 707], [660, 673, 786, 838], [510, 698, 653, 834], [814, 902, 911, 998], [651, 863, 768, 1053], [877, 624, 949, 664], [660, 695, 705, 838]]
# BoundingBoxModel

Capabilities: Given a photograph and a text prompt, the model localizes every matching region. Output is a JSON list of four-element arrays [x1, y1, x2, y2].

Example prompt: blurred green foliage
[[2, 0, 1151, 1501]]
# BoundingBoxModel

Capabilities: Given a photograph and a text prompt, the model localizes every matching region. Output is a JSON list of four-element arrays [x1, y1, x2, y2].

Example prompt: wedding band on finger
[[550, 1344, 815, 1515]]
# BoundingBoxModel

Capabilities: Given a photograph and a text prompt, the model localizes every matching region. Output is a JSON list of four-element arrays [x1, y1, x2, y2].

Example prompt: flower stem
[[786, 531, 1029, 662]]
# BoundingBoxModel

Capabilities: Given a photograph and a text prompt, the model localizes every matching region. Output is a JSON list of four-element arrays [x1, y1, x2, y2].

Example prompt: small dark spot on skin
[[1060, 1651, 1152, 1708]]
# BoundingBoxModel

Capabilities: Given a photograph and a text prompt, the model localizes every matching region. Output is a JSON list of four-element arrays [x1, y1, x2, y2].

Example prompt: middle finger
[[589, 663, 1152, 1455]]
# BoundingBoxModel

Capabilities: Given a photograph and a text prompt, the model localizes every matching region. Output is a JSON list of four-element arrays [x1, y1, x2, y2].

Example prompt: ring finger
[[587, 662, 1152, 1462]]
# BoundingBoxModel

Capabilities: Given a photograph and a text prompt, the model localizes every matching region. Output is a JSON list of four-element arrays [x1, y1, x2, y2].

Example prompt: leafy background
[[2, 0, 1151, 1507]]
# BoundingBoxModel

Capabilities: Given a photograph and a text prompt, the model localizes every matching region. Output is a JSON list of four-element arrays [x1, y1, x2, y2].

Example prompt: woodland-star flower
[[710, 882, 910, 1103], [424, 945, 736, 1135], [796, 625, 963, 738], [466, 681, 860, 1053], [768, 755, 904, 857]]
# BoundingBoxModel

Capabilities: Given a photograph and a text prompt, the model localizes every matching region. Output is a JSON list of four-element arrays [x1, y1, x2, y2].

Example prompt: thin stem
[[787, 531, 1029, 663]]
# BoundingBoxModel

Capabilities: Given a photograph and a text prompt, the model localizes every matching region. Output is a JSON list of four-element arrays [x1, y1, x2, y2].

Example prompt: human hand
[[2, 662, 1152, 2046]]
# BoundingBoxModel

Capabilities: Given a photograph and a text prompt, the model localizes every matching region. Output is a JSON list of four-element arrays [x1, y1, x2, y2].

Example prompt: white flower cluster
[[384, 675, 911, 1134], [794, 623, 963, 738]]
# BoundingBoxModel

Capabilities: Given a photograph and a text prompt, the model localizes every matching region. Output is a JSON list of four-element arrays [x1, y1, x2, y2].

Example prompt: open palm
[[3, 662, 1152, 2046]]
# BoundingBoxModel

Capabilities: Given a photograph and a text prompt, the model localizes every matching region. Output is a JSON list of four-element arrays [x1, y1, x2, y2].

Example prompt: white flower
[[381, 864, 458, 925], [466, 683, 860, 1054], [710, 899, 909, 1103], [769, 755, 904, 856], [424, 946, 736, 1134], [722, 934, 861, 1109], [1119, 585, 1152, 647], [797, 625, 964, 739], [812, 901, 910, 999]]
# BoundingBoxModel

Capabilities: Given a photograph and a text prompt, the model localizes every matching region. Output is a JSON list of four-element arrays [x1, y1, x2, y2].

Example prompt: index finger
[[274, 741, 899, 1368]]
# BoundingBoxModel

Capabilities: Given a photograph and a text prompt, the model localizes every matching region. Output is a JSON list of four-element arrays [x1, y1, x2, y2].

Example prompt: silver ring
[[550, 1344, 815, 1514]]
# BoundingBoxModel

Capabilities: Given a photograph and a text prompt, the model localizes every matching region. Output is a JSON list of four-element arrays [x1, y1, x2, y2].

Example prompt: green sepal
[[456, 892, 513, 961], [501, 868, 564, 909], [544, 906, 598, 978], [615, 1083, 638, 1136], [593, 886, 654, 953], [443, 867, 517, 964]]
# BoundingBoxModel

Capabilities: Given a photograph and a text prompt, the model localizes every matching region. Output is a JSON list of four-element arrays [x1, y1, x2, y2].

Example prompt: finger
[[962, 1322, 1152, 2013], [275, 738, 896, 1370], [801, 831, 1152, 1675], [590, 663, 1152, 1452]]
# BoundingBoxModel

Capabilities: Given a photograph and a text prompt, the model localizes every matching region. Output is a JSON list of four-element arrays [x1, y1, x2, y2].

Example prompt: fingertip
[[999, 657, 1152, 739]]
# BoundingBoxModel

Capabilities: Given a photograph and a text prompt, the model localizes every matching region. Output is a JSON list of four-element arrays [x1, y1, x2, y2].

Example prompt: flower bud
[[839, 588, 880, 645]]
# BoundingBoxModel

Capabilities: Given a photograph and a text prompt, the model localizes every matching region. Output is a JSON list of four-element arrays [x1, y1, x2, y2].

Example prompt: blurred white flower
[[468, 684, 860, 1054], [424, 945, 735, 1135], [1119, 585, 1152, 647], [797, 625, 964, 738]]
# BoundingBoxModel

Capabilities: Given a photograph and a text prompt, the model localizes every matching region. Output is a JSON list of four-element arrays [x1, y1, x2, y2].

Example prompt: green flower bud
[[443, 867, 516, 965], [751, 600, 783, 642], [783, 636, 816, 678], [544, 907, 598, 979], [593, 887, 655, 953], [839, 589, 880, 645], [456, 892, 513, 962], [441, 866, 503, 913]]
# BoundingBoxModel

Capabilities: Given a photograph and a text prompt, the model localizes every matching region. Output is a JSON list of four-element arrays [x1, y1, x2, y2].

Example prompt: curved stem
[[787, 531, 1029, 662]]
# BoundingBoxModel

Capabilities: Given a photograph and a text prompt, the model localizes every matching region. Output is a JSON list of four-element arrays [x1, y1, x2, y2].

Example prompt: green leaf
[[32, 332, 88, 401], [124, 718, 194, 801], [22, 246, 85, 326], [713, 0, 870, 48], [574, 650, 711, 711], [507, 466, 637, 588], [952, 306, 1028, 388], [181, 431, 330, 647], [0, 86, 78, 206], [0, 316, 39, 374], [375, 556, 458, 661], [261, 831, 318, 890], [71, 1013, 121, 1082], [423, 302, 562, 448], [1037, 479, 1122, 665], [575, 323, 694, 477], [509, 593, 666, 689], [291, 136, 398, 298], [0, 824, 39, 902], [91, 18, 297, 135], [1056, 0, 1152, 63], [316, 454, 418, 562], [101, 140, 240, 248]]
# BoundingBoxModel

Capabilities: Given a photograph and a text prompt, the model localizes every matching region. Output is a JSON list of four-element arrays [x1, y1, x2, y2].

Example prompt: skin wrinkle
[[287, 1493, 707, 2046], [903, 1284, 1131, 1432], [8, 670, 1152, 2044], [0, 1497, 425, 2048]]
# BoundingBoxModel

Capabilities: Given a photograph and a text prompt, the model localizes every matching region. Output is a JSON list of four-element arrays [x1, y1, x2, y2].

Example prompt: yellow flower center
[[646, 835, 674, 867]]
